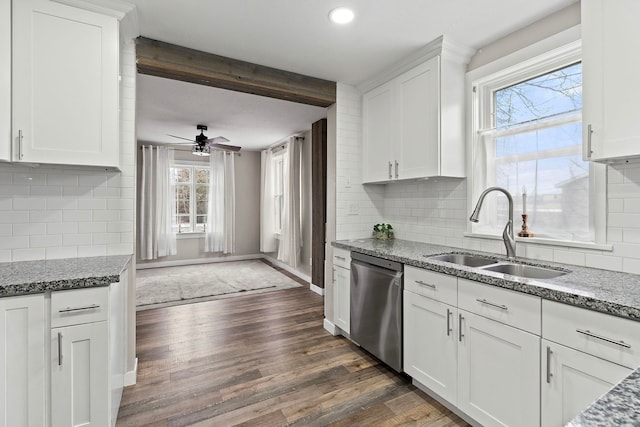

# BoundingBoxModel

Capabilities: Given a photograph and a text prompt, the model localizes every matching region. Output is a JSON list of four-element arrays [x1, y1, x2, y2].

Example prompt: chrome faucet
[[469, 186, 516, 259]]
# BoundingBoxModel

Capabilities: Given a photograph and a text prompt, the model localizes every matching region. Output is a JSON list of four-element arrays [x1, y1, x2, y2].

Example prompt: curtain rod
[[267, 135, 305, 152]]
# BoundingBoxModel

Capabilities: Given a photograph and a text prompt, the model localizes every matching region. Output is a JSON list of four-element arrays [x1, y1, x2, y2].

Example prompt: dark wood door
[[311, 119, 327, 288]]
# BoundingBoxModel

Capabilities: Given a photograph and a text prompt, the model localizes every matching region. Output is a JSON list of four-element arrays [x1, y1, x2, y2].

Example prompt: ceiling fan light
[[192, 145, 210, 156]]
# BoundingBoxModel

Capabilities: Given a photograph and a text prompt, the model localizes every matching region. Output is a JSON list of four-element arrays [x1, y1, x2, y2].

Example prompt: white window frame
[[466, 35, 610, 250], [272, 152, 285, 235], [171, 161, 210, 235]]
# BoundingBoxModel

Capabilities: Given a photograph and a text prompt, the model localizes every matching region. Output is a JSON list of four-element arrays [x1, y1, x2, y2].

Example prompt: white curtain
[[205, 151, 236, 254], [260, 149, 277, 252], [140, 145, 176, 260], [277, 138, 302, 267]]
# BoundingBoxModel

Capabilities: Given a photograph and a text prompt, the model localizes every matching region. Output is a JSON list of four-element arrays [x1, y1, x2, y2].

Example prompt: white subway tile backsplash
[[62, 210, 92, 222], [0, 236, 29, 250], [47, 222, 78, 235], [12, 248, 45, 261], [13, 197, 46, 210], [63, 233, 92, 246], [46, 246, 78, 259], [13, 223, 46, 236], [30, 234, 62, 248], [0, 198, 11, 210], [47, 175, 78, 186], [29, 210, 63, 223]]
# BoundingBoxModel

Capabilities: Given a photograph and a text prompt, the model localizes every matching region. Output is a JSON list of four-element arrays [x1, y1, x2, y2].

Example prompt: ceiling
[[132, 0, 578, 151]]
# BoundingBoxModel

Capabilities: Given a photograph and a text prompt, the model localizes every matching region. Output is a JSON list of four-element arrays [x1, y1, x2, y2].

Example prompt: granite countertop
[[0, 255, 132, 297], [333, 238, 640, 320], [333, 238, 640, 427]]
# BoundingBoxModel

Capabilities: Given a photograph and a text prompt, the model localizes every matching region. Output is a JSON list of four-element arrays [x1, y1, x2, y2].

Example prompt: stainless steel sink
[[428, 253, 498, 268], [481, 263, 568, 279]]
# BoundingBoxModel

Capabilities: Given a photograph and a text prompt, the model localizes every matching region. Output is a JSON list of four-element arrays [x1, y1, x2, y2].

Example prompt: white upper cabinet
[[12, 0, 119, 167], [0, 0, 9, 162], [361, 36, 472, 183], [582, 0, 640, 163]]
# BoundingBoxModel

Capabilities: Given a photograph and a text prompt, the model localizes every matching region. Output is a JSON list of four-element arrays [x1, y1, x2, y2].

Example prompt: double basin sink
[[428, 253, 569, 279]]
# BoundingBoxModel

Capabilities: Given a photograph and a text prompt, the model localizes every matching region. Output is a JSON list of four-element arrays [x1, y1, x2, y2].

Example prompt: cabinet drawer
[[333, 248, 351, 269], [542, 300, 640, 369], [458, 279, 541, 335], [51, 286, 109, 328], [405, 266, 457, 306]]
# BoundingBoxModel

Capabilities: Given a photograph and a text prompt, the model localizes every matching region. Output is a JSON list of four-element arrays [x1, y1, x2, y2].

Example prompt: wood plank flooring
[[117, 283, 470, 427]]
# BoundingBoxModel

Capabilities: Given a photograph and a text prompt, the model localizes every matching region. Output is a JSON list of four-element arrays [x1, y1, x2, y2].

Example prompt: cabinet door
[[362, 81, 395, 183], [0, 0, 9, 162], [582, 0, 640, 162], [12, 0, 119, 167], [333, 266, 350, 333], [396, 56, 439, 179], [52, 322, 109, 427], [403, 290, 457, 404], [458, 310, 540, 427], [0, 294, 45, 427], [541, 340, 631, 427]]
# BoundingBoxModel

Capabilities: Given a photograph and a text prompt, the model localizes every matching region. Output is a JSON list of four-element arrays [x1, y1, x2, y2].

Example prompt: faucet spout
[[469, 186, 516, 259]]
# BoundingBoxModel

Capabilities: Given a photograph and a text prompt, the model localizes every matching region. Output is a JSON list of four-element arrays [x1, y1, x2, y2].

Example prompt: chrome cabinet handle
[[576, 329, 631, 349], [335, 256, 346, 261], [546, 346, 553, 384], [388, 161, 392, 179], [59, 304, 100, 313], [18, 130, 24, 160], [587, 124, 594, 157], [458, 314, 464, 342], [415, 280, 436, 289], [476, 298, 508, 311], [58, 332, 63, 366], [446, 308, 452, 336], [395, 161, 399, 178]]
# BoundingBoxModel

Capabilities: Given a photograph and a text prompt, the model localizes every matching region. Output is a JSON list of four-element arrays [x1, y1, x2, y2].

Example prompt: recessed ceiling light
[[329, 7, 354, 24]]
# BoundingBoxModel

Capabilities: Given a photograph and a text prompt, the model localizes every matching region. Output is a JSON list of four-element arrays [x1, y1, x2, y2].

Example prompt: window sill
[[176, 232, 205, 240], [463, 232, 613, 252]]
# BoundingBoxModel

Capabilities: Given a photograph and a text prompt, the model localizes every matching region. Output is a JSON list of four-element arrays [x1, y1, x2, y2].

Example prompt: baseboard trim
[[323, 318, 338, 336], [412, 379, 481, 427], [309, 283, 324, 296], [136, 254, 264, 269], [263, 256, 311, 284], [124, 358, 138, 386]]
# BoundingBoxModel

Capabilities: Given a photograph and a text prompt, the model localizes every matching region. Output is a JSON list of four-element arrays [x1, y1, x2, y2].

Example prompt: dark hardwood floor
[[117, 284, 469, 426]]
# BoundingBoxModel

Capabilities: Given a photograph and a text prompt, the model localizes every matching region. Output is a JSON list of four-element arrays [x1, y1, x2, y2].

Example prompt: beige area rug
[[136, 260, 303, 310]]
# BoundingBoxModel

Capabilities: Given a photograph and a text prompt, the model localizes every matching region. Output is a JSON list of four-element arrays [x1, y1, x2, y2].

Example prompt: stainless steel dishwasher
[[350, 252, 403, 372]]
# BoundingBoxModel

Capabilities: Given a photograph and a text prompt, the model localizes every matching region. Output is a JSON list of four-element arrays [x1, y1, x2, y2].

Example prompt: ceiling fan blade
[[210, 143, 242, 152], [206, 136, 230, 144], [167, 134, 195, 142]]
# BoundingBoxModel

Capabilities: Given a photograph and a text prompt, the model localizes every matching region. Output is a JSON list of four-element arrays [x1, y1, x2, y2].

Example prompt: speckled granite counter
[[333, 238, 640, 426], [333, 238, 640, 320], [0, 255, 132, 297], [567, 368, 640, 427]]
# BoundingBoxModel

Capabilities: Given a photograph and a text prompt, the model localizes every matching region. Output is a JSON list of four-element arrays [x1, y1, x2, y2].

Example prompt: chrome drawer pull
[[59, 304, 100, 313], [446, 308, 452, 336], [476, 298, 508, 311], [576, 329, 631, 349], [415, 280, 436, 289], [58, 332, 63, 366], [546, 346, 553, 384], [388, 161, 392, 179]]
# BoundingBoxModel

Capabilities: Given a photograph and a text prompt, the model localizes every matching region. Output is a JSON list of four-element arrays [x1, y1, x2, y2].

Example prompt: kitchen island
[[333, 238, 640, 427]]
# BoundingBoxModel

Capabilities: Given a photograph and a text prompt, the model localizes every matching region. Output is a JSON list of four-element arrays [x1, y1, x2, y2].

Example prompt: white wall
[[0, 45, 136, 263]]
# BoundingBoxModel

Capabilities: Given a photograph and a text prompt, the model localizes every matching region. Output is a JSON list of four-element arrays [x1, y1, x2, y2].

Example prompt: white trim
[[323, 318, 339, 336], [136, 254, 264, 269], [123, 357, 137, 386], [52, 0, 134, 19], [463, 232, 613, 252], [263, 256, 311, 284], [176, 232, 205, 240], [310, 283, 324, 296]]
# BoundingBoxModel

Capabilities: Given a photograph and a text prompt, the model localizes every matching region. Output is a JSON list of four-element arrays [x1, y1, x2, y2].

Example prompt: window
[[171, 164, 210, 233], [471, 44, 606, 244]]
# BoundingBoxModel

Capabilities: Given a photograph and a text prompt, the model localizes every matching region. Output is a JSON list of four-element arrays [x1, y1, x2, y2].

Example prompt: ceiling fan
[[167, 124, 241, 156]]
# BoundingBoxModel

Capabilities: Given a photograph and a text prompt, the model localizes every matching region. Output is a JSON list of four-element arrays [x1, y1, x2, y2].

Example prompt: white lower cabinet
[[51, 321, 109, 427], [541, 339, 631, 427], [333, 265, 350, 333], [457, 310, 540, 427], [0, 294, 46, 427], [403, 290, 457, 404]]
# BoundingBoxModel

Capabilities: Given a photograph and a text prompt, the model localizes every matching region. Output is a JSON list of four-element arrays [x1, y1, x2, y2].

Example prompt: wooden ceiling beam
[[135, 37, 336, 108]]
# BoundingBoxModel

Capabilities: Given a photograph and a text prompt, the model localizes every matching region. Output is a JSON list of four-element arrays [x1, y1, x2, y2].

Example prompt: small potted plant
[[373, 223, 394, 240]]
